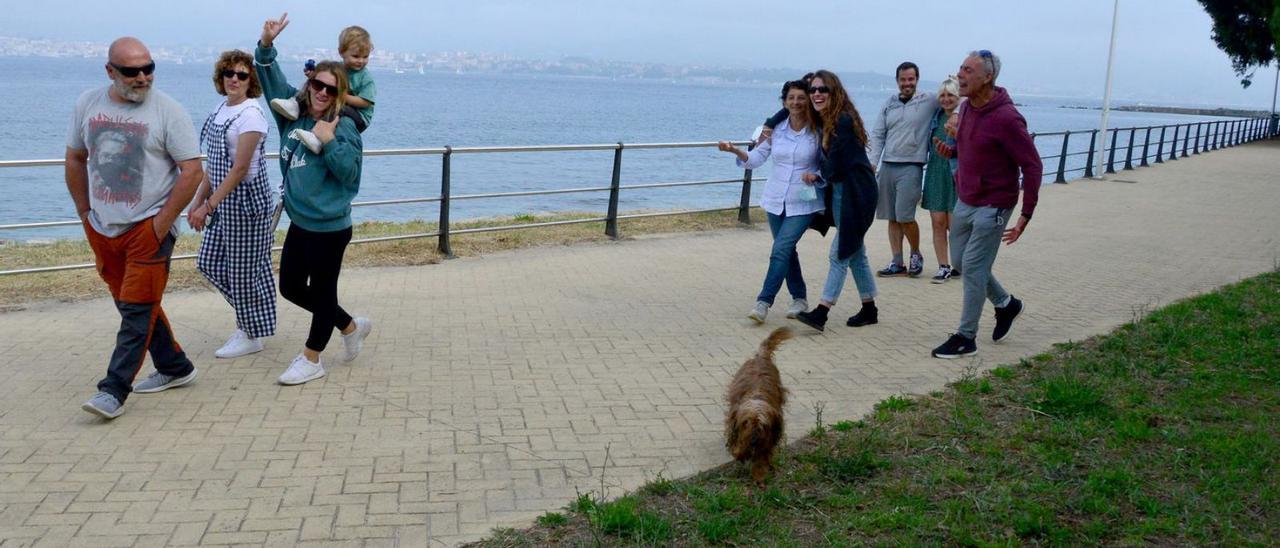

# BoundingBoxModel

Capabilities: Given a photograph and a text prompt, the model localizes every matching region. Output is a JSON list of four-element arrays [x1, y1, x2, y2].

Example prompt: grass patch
[[468, 271, 1280, 546], [0, 208, 764, 309]]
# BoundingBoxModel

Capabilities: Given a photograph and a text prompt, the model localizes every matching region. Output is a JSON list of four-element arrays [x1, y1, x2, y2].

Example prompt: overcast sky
[[4, 0, 1278, 108]]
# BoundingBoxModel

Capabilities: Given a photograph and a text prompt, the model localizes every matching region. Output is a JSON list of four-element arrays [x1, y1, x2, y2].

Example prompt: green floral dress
[[921, 109, 958, 212]]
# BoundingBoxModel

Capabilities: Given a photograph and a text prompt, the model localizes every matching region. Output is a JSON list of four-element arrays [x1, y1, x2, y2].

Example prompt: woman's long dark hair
[[811, 69, 868, 150]]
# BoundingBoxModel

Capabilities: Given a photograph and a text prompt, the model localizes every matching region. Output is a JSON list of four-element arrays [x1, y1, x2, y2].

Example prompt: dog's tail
[[756, 327, 793, 361]]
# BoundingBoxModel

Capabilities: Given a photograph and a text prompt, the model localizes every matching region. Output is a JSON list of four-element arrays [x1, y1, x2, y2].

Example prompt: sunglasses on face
[[221, 69, 251, 81], [807, 86, 831, 95], [110, 61, 156, 78], [308, 78, 340, 96]]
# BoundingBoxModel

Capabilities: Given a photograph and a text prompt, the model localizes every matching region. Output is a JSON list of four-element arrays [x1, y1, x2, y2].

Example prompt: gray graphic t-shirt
[[66, 86, 200, 237]]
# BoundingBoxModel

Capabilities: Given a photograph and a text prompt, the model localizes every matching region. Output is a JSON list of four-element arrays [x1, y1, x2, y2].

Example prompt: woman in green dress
[[922, 76, 961, 283]]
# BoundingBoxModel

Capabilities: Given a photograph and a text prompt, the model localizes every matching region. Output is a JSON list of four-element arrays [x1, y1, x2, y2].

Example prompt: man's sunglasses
[[308, 79, 340, 96], [221, 69, 251, 81], [807, 86, 832, 95], [110, 61, 156, 78]]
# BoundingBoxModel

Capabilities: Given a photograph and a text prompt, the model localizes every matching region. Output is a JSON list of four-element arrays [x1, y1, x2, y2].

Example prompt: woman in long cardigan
[[794, 70, 881, 332]]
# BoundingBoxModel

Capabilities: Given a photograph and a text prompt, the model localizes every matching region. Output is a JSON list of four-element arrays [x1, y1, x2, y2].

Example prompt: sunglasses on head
[[807, 85, 831, 95], [221, 69, 251, 81], [308, 78, 340, 96], [978, 49, 993, 58], [110, 61, 156, 78]]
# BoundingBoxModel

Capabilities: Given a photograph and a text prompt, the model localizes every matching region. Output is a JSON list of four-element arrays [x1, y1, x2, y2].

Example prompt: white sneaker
[[747, 301, 768, 324], [342, 317, 373, 361], [786, 298, 808, 319], [270, 97, 300, 120], [289, 129, 323, 154], [215, 329, 264, 359], [278, 354, 325, 385]]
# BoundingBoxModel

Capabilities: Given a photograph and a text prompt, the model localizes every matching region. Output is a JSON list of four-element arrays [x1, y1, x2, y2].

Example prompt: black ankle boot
[[846, 302, 879, 327], [795, 304, 829, 332]]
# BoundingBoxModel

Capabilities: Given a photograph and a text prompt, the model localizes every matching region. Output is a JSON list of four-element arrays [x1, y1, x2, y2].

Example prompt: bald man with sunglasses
[[66, 37, 204, 419]]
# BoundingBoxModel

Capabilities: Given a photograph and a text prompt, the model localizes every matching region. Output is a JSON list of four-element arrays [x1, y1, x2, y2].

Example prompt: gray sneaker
[[786, 298, 808, 319], [747, 301, 769, 324], [133, 368, 198, 394], [81, 392, 123, 419]]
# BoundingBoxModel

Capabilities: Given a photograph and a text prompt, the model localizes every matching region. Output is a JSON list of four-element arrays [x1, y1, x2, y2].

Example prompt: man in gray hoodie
[[868, 62, 939, 278]]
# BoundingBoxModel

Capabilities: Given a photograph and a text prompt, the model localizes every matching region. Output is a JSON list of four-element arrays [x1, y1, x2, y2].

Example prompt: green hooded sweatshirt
[[255, 44, 362, 232]]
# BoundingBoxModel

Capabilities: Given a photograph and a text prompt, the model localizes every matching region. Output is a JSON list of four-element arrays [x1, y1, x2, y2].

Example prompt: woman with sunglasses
[[256, 13, 372, 386], [793, 70, 881, 332], [188, 50, 278, 359]]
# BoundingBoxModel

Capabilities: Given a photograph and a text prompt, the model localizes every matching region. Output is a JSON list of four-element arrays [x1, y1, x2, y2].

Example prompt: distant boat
[[394, 65, 405, 74], [418, 64, 424, 75]]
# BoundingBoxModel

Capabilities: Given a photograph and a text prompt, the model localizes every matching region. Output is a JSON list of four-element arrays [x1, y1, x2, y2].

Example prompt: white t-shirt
[[210, 99, 268, 178]]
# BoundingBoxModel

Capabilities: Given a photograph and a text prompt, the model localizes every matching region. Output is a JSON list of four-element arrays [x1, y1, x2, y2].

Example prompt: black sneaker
[[846, 303, 878, 327], [907, 253, 924, 277], [992, 296, 1024, 343], [877, 262, 908, 277], [931, 333, 977, 359], [795, 305, 829, 332]]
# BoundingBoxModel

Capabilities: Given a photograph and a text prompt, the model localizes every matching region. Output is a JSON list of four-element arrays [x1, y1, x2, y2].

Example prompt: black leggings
[[279, 224, 354, 352]]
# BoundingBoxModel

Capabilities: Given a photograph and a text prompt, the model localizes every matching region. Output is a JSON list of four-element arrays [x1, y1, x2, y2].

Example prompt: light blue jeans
[[821, 184, 877, 305], [950, 200, 1013, 338], [758, 211, 813, 305]]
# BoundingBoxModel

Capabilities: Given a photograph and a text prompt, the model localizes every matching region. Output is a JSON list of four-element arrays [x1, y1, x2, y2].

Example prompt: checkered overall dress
[[196, 102, 278, 338]]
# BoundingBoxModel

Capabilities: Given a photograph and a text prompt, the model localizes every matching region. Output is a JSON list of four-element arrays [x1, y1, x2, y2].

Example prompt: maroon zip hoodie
[[955, 86, 1042, 219]]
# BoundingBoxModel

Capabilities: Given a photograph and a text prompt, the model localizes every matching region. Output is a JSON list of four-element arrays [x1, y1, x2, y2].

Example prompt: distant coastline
[[1059, 104, 1270, 118]]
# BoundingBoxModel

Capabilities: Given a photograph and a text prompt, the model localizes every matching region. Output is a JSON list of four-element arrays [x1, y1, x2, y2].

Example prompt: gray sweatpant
[[950, 200, 1013, 339]]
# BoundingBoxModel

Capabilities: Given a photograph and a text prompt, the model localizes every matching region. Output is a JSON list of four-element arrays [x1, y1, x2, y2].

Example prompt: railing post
[[1084, 130, 1098, 177], [738, 142, 754, 224], [1123, 127, 1136, 170], [1214, 121, 1223, 150], [1193, 122, 1202, 154], [1183, 123, 1193, 157], [1106, 128, 1118, 174], [605, 143, 623, 239], [1155, 126, 1166, 163], [438, 147, 453, 258], [1140, 127, 1151, 167], [1168, 125, 1179, 161], [1054, 131, 1070, 183], [1234, 120, 1242, 145]]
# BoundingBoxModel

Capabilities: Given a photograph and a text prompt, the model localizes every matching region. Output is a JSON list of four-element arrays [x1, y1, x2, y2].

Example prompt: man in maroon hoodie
[[931, 50, 1041, 359]]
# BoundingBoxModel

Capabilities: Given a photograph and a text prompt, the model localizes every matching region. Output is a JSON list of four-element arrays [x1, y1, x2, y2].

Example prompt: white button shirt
[[737, 117, 825, 216]]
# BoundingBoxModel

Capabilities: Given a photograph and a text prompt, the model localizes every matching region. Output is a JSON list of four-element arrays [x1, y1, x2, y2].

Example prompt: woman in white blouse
[[718, 80, 824, 323]]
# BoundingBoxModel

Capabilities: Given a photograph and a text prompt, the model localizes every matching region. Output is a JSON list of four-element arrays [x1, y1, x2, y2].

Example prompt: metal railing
[[0, 140, 759, 275], [1026, 116, 1277, 184], [2, 114, 1278, 277]]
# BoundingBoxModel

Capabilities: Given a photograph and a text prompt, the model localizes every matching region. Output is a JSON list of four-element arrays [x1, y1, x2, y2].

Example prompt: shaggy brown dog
[[725, 326, 792, 486]]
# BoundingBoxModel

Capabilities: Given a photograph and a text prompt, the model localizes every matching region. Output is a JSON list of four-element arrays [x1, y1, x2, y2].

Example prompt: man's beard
[[114, 80, 150, 102]]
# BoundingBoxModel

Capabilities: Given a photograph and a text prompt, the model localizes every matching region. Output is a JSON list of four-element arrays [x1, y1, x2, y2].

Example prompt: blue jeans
[[758, 211, 813, 305], [821, 184, 877, 304], [950, 200, 1012, 338]]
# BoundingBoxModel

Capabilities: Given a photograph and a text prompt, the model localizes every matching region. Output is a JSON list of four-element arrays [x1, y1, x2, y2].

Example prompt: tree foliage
[[1198, 0, 1279, 87]]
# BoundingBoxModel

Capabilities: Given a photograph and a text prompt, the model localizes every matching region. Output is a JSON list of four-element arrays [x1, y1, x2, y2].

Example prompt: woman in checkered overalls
[[188, 50, 278, 358]]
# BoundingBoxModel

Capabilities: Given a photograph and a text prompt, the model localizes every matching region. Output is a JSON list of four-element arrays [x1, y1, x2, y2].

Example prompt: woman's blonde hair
[[300, 61, 349, 121], [938, 75, 960, 98]]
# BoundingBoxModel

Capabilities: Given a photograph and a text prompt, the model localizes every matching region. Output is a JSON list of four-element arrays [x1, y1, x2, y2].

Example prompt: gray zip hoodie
[[867, 91, 939, 165]]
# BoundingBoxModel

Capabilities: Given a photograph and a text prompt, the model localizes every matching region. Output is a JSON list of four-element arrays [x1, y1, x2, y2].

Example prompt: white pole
[[1096, 0, 1120, 179]]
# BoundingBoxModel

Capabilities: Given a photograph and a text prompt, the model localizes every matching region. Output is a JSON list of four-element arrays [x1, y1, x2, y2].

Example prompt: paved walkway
[[1, 140, 1278, 546]]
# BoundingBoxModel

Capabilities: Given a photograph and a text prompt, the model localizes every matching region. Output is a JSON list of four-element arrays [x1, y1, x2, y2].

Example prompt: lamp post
[[1095, 0, 1120, 179]]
